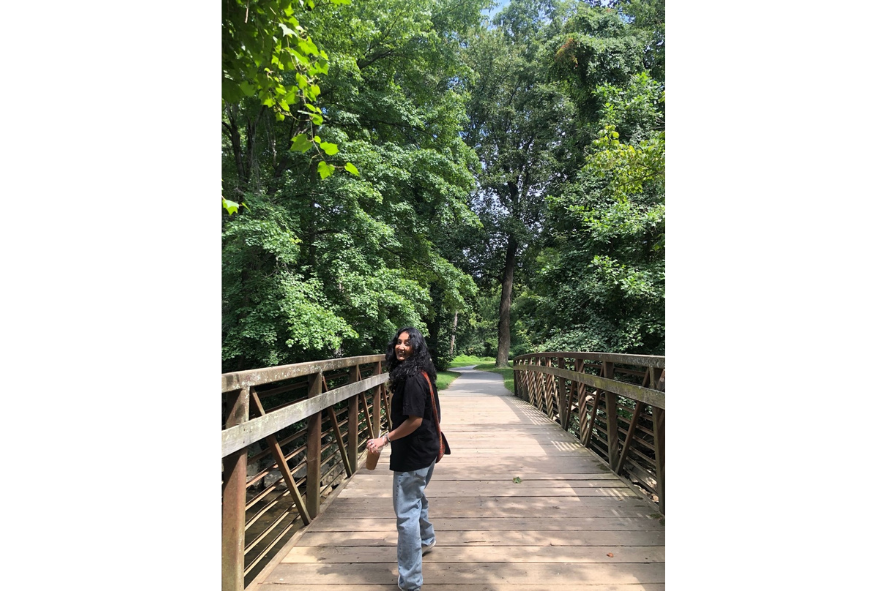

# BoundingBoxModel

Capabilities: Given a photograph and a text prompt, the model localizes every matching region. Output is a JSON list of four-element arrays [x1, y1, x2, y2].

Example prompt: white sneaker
[[421, 539, 436, 555]]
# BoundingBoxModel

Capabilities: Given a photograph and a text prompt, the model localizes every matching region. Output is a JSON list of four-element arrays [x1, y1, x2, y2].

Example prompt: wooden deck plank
[[264, 562, 665, 585], [258, 585, 665, 591], [339, 487, 641, 498], [303, 517, 664, 532], [296, 529, 666, 546], [283, 545, 665, 563], [251, 367, 665, 590]]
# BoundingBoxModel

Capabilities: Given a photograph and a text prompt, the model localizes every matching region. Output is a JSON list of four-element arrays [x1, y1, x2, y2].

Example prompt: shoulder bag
[[422, 371, 451, 461]]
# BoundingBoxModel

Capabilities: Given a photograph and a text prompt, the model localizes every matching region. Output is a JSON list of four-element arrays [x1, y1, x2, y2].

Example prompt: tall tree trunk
[[225, 105, 248, 187], [449, 311, 458, 357], [495, 235, 518, 368]]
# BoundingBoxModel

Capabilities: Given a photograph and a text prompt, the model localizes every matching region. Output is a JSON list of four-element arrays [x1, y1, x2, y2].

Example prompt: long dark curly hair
[[385, 327, 437, 385]]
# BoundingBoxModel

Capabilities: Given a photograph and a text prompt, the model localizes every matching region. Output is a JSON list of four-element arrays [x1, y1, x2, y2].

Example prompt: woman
[[367, 327, 442, 591]]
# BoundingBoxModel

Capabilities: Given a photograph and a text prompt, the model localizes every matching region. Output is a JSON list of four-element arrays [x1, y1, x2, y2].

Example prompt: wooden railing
[[513, 352, 665, 513], [221, 355, 391, 591]]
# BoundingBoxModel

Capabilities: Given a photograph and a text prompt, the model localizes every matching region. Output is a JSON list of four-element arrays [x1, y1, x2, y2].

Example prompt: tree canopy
[[222, 0, 666, 371]]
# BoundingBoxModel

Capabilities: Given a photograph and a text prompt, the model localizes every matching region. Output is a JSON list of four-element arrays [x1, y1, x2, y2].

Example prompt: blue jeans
[[392, 461, 436, 590]]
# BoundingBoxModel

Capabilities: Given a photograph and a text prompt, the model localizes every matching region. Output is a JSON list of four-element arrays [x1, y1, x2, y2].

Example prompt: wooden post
[[573, 359, 585, 424], [222, 387, 249, 591], [602, 361, 620, 470], [306, 372, 322, 519], [651, 367, 665, 514], [530, 357, 541, 408], [557, 357, 568, 430], [372, 361, 382, 437], [347, 366, 359, 474], [513, 359, 520, 399], [544, 357, 555, 420], [519, 363, 527, 401]]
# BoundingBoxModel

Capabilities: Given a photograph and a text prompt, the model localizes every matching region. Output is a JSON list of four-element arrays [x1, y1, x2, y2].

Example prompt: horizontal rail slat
[[514, 364, 665, 410], [222, 373, 388, 457], [515, 352, 665, 369], [222, 355, 385, 393]]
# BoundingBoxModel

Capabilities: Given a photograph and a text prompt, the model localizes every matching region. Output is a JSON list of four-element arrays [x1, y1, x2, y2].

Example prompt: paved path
[[253, 366, 665, 590]]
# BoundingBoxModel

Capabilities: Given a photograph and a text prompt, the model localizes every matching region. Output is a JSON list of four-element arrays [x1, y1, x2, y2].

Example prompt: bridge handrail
[[512, 351, 665, 514], [222, 354, 389, 591], [222, 354, 386, 392], [222, 363, 387, 457]]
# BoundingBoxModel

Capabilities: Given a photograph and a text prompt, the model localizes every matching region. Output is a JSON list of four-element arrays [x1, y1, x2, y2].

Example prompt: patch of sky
[[482, 0, 509, 21]]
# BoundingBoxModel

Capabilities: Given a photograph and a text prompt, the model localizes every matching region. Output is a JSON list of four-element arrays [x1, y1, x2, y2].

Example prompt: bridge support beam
[[651, 367, 665, 514], [306, 372, 322, 518], [373, 361, 382, 437], [222, 387, 249, 591], [602, 362, 620, 471], [348, 366, 359, 471], [557, 357, 569, 431]]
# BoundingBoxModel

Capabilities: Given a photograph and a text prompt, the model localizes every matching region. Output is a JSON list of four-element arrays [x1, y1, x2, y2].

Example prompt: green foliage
[[461, 0, 666, 357], [530, 13, 665, 354], [222, 0, 358, 213], [220, 0, 665, 371], [450, 354, 495, 366], [222, 0, 488, 371]]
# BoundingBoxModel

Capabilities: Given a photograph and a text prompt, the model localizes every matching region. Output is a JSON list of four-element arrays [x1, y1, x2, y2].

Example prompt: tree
[[222, 0, 488, 371], [221, 0, 357, 214], [463, 0, 579, 367], [528, 0, 665, 354]]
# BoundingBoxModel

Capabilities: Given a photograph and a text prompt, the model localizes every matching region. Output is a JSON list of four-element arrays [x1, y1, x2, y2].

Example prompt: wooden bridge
[[222, 353, 665, 590]]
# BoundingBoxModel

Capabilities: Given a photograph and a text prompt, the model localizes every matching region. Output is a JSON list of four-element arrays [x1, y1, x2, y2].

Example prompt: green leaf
[[310, 113, 323, 125], [238, 82, 255, 97], [222, 78, 243, 103], [319, 142, 339, 156], [222, 198, 240, 215], [344, 162, 360, 176], [317, 161, 334, 179], [297, 38, 319, 57], [330, 0, 351, 4], [293, 50, 311, 67], [512, 476, 522, 484], [290, 133, 313, 152]]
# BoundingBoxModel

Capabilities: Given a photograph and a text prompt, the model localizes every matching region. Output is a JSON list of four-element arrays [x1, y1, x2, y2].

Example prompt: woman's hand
[[367, 436, 387, 453]]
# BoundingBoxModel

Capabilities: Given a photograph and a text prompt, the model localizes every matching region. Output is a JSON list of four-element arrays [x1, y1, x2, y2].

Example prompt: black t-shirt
[[389, 372, 441, 472]]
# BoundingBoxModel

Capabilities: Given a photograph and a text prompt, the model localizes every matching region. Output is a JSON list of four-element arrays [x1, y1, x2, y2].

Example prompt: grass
[[436, 370, 462, 391], [450, 354, 495, 366]]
